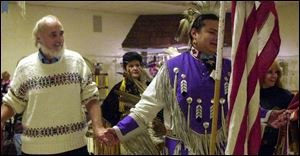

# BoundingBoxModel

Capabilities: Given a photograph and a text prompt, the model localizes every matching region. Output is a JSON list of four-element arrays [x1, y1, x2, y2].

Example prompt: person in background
[[102, 52, 149, 126], [101, 51, 165, 154], [1, 15, 113, 155], [1, 71, 13, 155], [258, 60, 294, 155], [149, 63, 159, 78], [1, 71, 11, 103]]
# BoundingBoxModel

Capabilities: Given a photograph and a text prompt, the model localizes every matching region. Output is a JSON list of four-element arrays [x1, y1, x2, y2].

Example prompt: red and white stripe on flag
[[226, 1, 280, 155]]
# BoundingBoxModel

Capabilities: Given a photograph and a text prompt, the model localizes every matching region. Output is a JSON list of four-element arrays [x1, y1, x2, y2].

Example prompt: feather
[[175, 8, 198, 42], [175, 1, 221, 43]]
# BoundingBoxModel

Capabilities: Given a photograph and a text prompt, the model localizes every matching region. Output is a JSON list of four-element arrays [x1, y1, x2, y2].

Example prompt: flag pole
[[210, 1, 226, 155]]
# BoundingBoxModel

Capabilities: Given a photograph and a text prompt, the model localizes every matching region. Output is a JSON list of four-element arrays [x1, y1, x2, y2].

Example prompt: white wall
[[277, 4, 299, 91], [277, 4, 299, 57], [1, 3, 137, 88]]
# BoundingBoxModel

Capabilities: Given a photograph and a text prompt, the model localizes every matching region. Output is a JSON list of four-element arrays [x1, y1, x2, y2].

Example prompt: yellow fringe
[[119, 78, 126, 112]]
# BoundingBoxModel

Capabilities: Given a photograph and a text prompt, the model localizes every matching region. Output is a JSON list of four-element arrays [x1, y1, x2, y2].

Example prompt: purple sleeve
[[116, 115, 139, 135], [260, 107, 268, 119]]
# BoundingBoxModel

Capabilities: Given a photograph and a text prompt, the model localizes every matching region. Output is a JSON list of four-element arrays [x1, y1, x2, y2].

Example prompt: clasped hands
[[93, 127, 120, 146], [268, 109, 292, 128]]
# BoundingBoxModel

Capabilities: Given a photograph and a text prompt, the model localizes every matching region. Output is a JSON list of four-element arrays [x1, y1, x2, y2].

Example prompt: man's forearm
[[86, 99, 103, 129], [1, 104, 15, 128]]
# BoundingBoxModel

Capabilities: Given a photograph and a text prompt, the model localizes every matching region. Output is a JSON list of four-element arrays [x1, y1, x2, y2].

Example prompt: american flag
[[226, 1, 280, 155]]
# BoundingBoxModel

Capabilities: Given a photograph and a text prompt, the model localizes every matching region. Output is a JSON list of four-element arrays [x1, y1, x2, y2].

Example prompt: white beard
[[40, 44, 65, 59]]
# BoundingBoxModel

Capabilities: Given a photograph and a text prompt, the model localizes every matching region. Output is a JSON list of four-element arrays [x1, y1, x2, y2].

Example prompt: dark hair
[[189, 14, 219, 42], [122, 52, 143, 69]]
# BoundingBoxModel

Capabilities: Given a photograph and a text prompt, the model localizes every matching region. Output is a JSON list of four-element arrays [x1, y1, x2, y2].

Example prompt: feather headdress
[[175, 1, 220, 42]]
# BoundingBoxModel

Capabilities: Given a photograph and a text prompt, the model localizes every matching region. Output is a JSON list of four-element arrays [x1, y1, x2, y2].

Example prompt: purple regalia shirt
[[167, 51, 231, 135]]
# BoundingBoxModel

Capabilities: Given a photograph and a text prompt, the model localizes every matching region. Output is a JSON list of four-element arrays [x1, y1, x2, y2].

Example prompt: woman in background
[[259, 60, 294, 155], [101, 52, 164, 155]]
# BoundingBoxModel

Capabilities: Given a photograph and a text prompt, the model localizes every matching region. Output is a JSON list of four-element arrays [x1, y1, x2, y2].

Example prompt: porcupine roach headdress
[[175, 1, 220, 44]]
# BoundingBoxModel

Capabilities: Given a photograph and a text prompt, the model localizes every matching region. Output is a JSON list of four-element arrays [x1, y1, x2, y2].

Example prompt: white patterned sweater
[[3, 49, 99, 154]]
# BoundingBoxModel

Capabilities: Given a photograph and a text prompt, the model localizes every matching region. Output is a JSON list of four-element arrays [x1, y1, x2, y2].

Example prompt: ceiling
[[18, 1, 299, 15], [20, 1, 192, 15]]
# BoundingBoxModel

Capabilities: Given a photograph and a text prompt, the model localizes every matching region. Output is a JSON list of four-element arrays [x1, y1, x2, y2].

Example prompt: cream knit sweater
[[3, 49, 99, 154]]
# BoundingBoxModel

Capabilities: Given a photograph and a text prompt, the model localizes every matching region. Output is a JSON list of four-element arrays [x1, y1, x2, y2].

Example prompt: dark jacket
[[101, 78, 140, 126], [259, 86, 294, 155]]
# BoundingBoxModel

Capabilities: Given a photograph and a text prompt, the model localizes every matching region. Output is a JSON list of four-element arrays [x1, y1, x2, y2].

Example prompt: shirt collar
[[38, 49, 60, 64], [190, 47, 215, 60]]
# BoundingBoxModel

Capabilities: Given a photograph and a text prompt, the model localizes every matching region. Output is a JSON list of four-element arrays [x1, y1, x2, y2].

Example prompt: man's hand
[[85, 99, 119, 145], [94, 127, 119, 146], [268, 109, 290, 128]]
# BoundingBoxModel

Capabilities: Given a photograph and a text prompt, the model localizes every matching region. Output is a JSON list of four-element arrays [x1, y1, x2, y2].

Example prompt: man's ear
[[37, 36, 41, 41], [190, 28, 198, 39]]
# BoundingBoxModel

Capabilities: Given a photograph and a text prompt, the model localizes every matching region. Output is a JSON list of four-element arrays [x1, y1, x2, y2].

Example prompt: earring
[[192, 39, 197, 46]]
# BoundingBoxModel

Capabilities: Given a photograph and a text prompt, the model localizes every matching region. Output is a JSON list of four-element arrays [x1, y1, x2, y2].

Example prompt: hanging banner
[[1, 1, 8, 13], [17, 1, 26, 17]]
